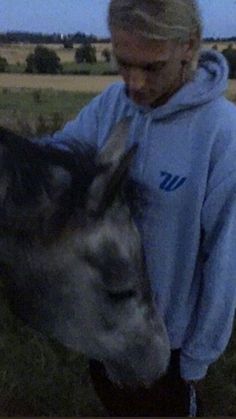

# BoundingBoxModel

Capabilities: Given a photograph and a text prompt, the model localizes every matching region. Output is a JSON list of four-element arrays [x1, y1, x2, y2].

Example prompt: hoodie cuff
[[180, 353, 209, 381]]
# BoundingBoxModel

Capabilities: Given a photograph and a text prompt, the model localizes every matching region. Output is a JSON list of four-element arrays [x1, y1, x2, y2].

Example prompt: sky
[[0, 0, 236, 39]]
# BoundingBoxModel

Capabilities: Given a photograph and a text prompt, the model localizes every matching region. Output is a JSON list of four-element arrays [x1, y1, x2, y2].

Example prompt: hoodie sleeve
[[180, 120, 236, 381]]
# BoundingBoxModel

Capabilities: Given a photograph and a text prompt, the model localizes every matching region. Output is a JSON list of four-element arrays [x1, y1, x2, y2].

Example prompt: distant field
[[204, 42, 236, 51], [0, 74, 235, 99], [227, 80, 236, 100], [0, 42, 235, 65], [0, 43, 112, 65], [0, 73, 120, 92], [0, 42, 236, 64]]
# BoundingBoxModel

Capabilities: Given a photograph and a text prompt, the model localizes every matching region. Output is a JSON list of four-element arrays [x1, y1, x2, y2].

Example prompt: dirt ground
[[0, 73, 121, 93], [0, 74, 235, 98]]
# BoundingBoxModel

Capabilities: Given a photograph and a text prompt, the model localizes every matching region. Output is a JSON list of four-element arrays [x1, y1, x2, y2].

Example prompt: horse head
[[0, 121, 170, 387]]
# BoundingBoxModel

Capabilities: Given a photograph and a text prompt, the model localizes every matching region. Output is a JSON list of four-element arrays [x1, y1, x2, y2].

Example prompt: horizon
[[0, 29, 235, 42]]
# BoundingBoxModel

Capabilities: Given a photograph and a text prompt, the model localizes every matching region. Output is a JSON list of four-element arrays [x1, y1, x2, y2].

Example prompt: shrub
[[75, 43, 97, 64], [222, 44, 236, 79], [0, 56, 8, 72], [2, 88, 9, 95], [35, 114, 50, 136], [101, 48, 111, 63], [51, 111, 64, 133], [35, 112, 64, 136], [63, 39, 74, 49], [25, 46, 62, 74]]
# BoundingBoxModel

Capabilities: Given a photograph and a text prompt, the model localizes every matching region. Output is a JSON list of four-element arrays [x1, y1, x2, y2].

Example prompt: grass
[[0, 296, 105, 416], [7, 61, 118, 76], [0, 73, 121, 92], [62, 61, 117, 75], [199, 329, 236, 416], [0, 84, 235, 135], [0, 285, 235, 416], [0, 88, 94, 117], [0, 88, 95, 135]]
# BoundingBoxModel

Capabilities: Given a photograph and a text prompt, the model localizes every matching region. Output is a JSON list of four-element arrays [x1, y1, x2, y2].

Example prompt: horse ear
[[49, 165, 72, 198], [95, 117, 130, 169], [86, 118, 137, 217]]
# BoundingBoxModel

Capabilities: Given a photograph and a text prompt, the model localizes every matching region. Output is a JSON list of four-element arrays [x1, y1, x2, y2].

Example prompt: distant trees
[[74, 43, 97, 64], [0, 56, 8, 72], [25, 46, 62, 74], [63, 39, 74, 49], [0, 31, 103, 44], [101, 48, 111, 63], [222, 44, 236, 79]]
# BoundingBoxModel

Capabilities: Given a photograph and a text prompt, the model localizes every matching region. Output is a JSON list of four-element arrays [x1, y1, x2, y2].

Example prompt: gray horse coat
[[0, 120, 170, 387]]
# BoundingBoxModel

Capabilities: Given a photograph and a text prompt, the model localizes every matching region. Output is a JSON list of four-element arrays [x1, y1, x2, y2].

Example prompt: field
[[0, 73, 120, 92], [0, 42, 112, 65], [204, 41, 236, 51], [0, 73, 235, 95], [0, 78, 235, 137], [0, 41, 235, 66], [0, 41, 235, 416]]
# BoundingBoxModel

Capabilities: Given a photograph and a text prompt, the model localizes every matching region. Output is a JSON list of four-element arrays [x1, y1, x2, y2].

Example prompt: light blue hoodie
[[50, 50, 236, 381]]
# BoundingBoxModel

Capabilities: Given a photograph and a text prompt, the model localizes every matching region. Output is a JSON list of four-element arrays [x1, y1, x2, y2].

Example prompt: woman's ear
[[181, 32, 200, 63]]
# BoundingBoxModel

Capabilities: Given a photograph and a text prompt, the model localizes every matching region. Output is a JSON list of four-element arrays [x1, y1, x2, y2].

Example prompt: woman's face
[[111, 29, 193, 107]]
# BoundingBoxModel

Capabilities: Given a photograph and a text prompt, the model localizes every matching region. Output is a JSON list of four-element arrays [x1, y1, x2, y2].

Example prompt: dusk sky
[[1, 0, 236, 38]]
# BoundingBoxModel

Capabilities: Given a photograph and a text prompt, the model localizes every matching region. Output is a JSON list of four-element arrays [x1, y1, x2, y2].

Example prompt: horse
[[0, 120, 170, 388]]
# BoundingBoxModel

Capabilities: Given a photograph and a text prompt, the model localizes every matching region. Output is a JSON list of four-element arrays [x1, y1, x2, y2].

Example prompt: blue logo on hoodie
[[160, 172, 187, 192]]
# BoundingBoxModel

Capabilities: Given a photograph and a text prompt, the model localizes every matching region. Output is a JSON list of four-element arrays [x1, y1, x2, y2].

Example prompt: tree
[[102, 48, 111, 63], [74, 43, 97, 64], [63, 39, 74, 49], [25, 46, 62, 74], [0, 56, 8, 72], [222, 44, 236, 79]]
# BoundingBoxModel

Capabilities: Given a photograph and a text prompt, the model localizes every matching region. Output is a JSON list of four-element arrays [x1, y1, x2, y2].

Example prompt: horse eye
[[107, 289, 136, 303]]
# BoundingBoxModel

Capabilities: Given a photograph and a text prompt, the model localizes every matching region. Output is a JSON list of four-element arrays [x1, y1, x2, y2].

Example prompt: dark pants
[[89, 350, 202, 417]]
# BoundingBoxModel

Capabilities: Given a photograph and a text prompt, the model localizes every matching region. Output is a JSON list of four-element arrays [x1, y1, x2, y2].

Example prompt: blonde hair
[[108, 0, 203, 72]]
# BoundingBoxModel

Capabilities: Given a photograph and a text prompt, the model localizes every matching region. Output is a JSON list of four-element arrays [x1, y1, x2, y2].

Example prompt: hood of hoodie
[[120, 49, 229, 121]]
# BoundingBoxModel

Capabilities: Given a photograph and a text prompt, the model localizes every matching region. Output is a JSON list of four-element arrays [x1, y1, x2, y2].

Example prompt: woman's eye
[[118, 62, 130, 71], [144, 62, 167, 73]]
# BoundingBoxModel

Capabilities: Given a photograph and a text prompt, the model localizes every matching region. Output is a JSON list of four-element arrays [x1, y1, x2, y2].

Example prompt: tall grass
[[0, 297, 105, 416], [7, 62, 118, 76], [0, 88, 95, 136]]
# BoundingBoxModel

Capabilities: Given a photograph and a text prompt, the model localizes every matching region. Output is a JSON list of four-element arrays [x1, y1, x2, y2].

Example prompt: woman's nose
[[128, 68, 146, 91]]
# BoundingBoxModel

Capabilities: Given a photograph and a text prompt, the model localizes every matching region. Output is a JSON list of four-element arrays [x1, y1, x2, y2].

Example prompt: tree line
[[0, 31, 109, 44], [0, 31, 235, 45]]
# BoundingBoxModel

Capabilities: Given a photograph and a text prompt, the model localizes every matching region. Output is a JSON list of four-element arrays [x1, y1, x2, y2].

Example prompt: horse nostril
[[107, 289, 136, 302]]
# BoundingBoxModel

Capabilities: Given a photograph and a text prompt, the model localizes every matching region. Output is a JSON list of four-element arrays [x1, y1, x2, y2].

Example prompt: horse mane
[[0, 127, 147, 237]]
